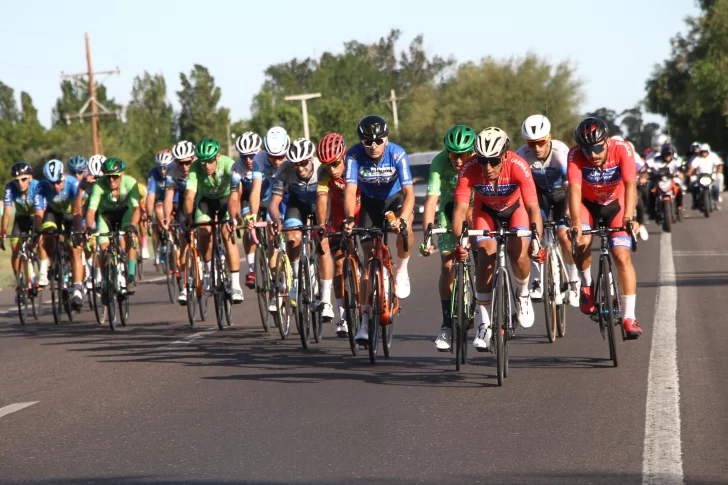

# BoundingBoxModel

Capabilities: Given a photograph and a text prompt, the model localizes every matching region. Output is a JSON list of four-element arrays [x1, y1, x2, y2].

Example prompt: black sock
[[441, 300, 451, 328]]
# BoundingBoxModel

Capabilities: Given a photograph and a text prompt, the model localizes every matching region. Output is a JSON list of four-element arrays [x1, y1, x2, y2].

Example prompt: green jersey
[[426, 150, 460, 205], [186, 156, 240, 200], [88, 175, 140, 212]]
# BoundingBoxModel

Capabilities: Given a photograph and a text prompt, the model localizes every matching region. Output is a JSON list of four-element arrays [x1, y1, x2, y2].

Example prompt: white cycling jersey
[[648, 155, 681, 176], [515, 139, 569, 193], [690, 152, 722, 174]]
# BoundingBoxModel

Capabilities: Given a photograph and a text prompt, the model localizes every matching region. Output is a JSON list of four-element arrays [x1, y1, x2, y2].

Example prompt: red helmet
[[317, 133, 347, 164]]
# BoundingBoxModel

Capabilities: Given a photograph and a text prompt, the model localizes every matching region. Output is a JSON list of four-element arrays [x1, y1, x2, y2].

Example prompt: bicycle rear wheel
[[31, 256, 42, 320], [343, 256, 361, 356], [165, 243, 178, 304], [185, 249, 198, 326], [367, 266, 381, 364], [600, 257, 618, 367], [544, 252, 556, 343], [297, 255, 312, 349], [556, 255, 567, 338], [273, 253, 291, 340], [254, 245, 271, 331], [50, 264, 62, 325], [493, 273, 507, 386], [104, 254, 117, 331], [381, 268, 395, 358], [311, 257, 324, 344]]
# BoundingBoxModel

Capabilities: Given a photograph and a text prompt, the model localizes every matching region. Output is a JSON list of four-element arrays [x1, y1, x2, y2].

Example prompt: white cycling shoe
[[320, 302, 335, 321], [354, 314, 369, 344], [178, 288, 187, 306], [529, 280, 543, 301], [395, 269, 410, 299], [434, 327, 452, 352], [473, 324, 493, 352], [335, 319, 349, 337], [567, 281, 580, 308], [516, 294, 535, 328]]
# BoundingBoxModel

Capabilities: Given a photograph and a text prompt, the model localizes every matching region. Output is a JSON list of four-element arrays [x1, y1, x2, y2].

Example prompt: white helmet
[[286, 138, 315, 163], [172, 140, 195, 160], [651, 133, 669, 149], [700, 143, 711, 152], [88, 154, 106, 176], [236, 132, 262, 155], [155, 149, 174, 167], [475, 127, 511, 158], [43, 159, 65, 183], [264, 126, 290, 156], [521, 115, 551, 141]]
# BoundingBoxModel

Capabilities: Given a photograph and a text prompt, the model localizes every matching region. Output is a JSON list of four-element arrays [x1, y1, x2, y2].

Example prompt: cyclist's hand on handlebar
[[226, 218, 237, 234], [161, 218, 170, 231], [624, 217, 639, 237], [244, 214, 256, 231], [342, 217, 355, 234], [454, 243, 469, 262], [529, 239, 546, 263], [420, 240, 436, 257], [569, 223, 582, 241]]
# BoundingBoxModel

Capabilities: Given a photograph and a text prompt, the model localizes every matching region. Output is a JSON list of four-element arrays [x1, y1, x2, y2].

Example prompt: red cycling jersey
[[567, 139, 636, 205], [317, 170, 360, 230], [455, 152, 538, 210]]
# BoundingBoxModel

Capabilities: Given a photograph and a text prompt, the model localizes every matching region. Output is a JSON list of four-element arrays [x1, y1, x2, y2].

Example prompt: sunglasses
[[527, 139, 550, 148], [477, 156, 503, 167], [177, 160, 193, 167], [14, 176, 31, 183], [269, 154, 287, 162], [51, 178, 65, 185], [291, 159, 311, 168], [325, 158, 344, 168], [105, 174, 121, 180], [580, 143, 607, 155], [201, 159, 217, 165], [362, 138, 386, 148]]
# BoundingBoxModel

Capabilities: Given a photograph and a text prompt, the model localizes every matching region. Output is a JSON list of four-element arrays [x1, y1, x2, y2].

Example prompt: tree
[[584, 108, 623, 138], [177, 65, 229, 144], [619, 105, 660, 153]]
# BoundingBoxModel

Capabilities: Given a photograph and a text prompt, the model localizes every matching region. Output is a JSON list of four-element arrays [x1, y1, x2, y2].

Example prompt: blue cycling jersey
[[251, 151, 283, 203], [34, 176, 81, 214], [147, 166, 174, 202], [4, 179, 40, 217], [345, 142, 413, 200], [233, 157, 272, 203]]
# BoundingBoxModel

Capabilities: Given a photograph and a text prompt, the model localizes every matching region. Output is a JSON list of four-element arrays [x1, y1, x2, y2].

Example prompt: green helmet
[[195, 137, 221, 161], [443, 125, 476, 154], [102, 157, 126, 174]]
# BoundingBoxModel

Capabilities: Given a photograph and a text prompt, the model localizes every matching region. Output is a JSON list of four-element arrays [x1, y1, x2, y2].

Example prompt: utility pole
[[61, 32, 120, 155], [379, 89, 402, 136], [284, 93, 321, 140]]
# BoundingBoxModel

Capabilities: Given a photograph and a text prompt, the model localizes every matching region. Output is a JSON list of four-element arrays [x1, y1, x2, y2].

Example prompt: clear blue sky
[[0, 0, 699, 129]]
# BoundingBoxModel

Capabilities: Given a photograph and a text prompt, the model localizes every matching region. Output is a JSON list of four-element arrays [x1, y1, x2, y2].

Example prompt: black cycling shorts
[[11, 215, 33, 239], [283, 194, 316, 228], [195, 196, 230, 224], [537, 190, 567, 227], [41, 211, 74, 237]]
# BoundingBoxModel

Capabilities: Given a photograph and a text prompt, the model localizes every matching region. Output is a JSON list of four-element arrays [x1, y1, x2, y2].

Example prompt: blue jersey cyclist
[[33, 159, 85, 310], [146, 149, 175, 262], [343, 115, 416, 344], [1, 162, 40, 302], [247, 126, 290, 225]]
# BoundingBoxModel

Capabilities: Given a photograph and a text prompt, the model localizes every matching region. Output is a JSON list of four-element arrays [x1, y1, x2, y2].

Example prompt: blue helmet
[[68, 155, 88, 173], [43, 159, 65, 183]]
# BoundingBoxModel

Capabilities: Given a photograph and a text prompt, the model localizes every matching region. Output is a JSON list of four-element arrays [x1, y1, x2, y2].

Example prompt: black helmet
[[660, 143, 675, 157], [11, 161, 32, 179], [357, 115, 389, 141], [574, 117, 609, 146]]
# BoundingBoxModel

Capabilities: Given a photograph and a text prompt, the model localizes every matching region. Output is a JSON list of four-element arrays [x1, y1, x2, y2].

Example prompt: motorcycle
[[692, 172, 718, 218], [651, 167, 681, 232]]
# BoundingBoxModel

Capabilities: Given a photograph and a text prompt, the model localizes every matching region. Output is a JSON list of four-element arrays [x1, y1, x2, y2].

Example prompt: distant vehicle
[[408, 151, 439, 226]]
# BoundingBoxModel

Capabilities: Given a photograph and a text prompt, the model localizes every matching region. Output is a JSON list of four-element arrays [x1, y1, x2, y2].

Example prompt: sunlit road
[[0, 206, 726, 484]]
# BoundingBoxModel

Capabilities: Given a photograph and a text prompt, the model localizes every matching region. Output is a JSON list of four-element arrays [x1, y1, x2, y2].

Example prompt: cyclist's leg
[[436, 209, 457, 328], [384, 193, 414, 297], [37, 211, 60, 286], [10, 215, 32, 275], [353, 196, 381, 341], [216, 197, 243, 299], [507, 205, 536, 328], [116, 206, 138, 284], [606, 200, 640, 335], [282, 198, 307, 298], [472, 206, 497, 349], [530, 192, 550, 298]]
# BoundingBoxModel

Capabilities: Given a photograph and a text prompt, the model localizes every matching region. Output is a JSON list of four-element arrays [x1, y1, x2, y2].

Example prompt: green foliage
[[645, 0, 728, 153], [177, 65, 229, 145]]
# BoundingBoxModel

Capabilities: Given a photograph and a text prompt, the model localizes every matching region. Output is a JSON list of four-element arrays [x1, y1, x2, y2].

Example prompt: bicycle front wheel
[[50, 265, 62, 325], [544, 252, 556, 343], [343, 256, 361, 356], [381, 268, 395, 358], [600, 257, 618, 367], [556, 254, 567, 338], [254, 245, 271, 332], [367, 265, 381, 364], [16, 256, 30, 325], [493, 273, 507, 386], [91, 252, 106, 325], [104, 253, 117, 331], [273, 254, 292, 340], [311, 256, 324, 344], [119, 260, 129, 327], [454, 262, 466, 371], [297, 256, 312, 349], [165, 243, 178, 304], [31, 256, 42, 320]]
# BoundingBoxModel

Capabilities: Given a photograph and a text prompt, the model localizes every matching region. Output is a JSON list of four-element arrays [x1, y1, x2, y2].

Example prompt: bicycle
[[182, 228, 209, 326], [1, 231, 43, 325], [267, 225, 294, 341], [351, 220, 408, 364], [42, 230, 84, 325], [159, 221, 182, 304], [283, 220, 324, 350], [95, 227, 136, 331], [570, 220, 638, 368], [191, 218, 234, 331], [250, 220, 273, 332], [542, 220, 568, 342], [89, 238, 107, 325], [327, 230, 364, 356], [425, 222, 476, 371]]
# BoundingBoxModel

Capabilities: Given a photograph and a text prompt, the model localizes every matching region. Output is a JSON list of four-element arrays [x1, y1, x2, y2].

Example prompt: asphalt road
[[0, 204, 726, 484]]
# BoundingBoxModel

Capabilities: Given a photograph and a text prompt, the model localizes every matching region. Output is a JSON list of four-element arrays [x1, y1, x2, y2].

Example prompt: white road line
[[0, 401, 39, 419], [162, 328, 218, 349], [673, 250, 728, 257], [642, 232, 683, 485]]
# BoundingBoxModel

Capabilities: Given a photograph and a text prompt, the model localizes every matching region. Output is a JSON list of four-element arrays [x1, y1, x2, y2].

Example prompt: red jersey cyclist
[[568, 117, 642, 339], [452, 127, 544, 352]]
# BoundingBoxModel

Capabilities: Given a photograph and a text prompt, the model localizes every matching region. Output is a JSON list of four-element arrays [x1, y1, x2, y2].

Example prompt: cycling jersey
[[317, 168, 361, 207], [252, 151, 283, 202], [4, 179, 40, 216], [186, 156, 241, 200], [233, 158, 272, 203], [515, 139, 569, 194], [34, 176, 81, 215], [147, 166, 174, 202], [88, 175, 141, 212], [455, 152, 538, 210], [345, 142, 413, 200], [690, 152, 722, 174], [165, 163, 189, 204], [272, 159, 321, 206], [567, 139, 636, 206], [426, 150, 461, 205]]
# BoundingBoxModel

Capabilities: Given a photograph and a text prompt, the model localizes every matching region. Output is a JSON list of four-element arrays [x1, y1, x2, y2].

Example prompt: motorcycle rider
[[687, 143, 723, 209], [648, 143, 683, 217]]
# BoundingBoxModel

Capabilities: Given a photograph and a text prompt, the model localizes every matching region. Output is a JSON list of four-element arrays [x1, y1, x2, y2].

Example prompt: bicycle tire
[[165, 244, 177, 303], [119, 259, 129, 327], [273, 253, 291, 340], [223, 261, 233, 327], [185, 249, 198, 326], [64, 258, 75, 323], [104, 252, 117, 331], [494, 273, 506, 386], [213, 250, 225, 330], [556, 254, 567, 338], [137, 254, 144, 281], [368, 264, 380, 364], [382, 267, 394, 358], [311, 257, 323, 344], [91, 252, 106, 325], [600, 257, 618, 367], [343, 255, 361, 356], [31, 256, 41, 320], [454, 261, 465, 371], [17, 256, 29, 325], [50, 264, 62, 325], [544, 251, 556, 343], [254, 245, 271, 331], [297, 255, 312, 349]]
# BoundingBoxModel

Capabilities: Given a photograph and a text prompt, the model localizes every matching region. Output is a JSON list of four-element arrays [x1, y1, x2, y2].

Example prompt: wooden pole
[[85, 32, 102, 154]]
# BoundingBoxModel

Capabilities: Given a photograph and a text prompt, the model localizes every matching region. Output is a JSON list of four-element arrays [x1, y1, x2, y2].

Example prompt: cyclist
[[568, 117, 642, 339], [316, 132, 360, 336], [67, 156, 88, 181], [343, 114, 415, 344], [1, 162, 40, 303], [686, 142, 723, 208], [516, 115, 580, 308], [84, 158, 142, 295], [268, 138, 329, 313], [147, 149, 175, 263], [420, 125, 477, 351], [137, 181, 149, 260], [231, 132, 264, 289], [164, 140, 196, 305], [183, 137, 244, 303], [452, 127, 544, 351], [34, 159, 84, 309], [72, 154, 104, 290]]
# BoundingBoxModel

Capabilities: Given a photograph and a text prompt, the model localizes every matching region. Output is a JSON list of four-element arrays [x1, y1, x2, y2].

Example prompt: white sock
[[566, 263, 579, 282], [39, 258, 49, 276], [246, 253, 255, 274], [336, 298, 345, 319], [204, 260, 212, 275], [231, 271, 241, 291], [321, 279, 332, 305], [361, 305, 369, 326], [621, 294, 636, 319], [580, 268, 592, 287], [292, 259, 300, 279], [530, 261, 542, 285], [515, 275, 529, 297], [476, 292, 492, 328], [396, 256, 410, 273]]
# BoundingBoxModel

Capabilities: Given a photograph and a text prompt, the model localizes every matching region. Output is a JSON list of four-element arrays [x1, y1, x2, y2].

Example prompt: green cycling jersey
[[87, 175, 140, 213], [426, 150, 459, 205], [186, 155, 239, 200]]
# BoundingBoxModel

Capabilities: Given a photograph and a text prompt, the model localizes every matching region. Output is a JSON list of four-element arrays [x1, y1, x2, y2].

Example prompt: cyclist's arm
[[621, 147, 638, 224], [34, 207, 44, 233], [183, 189, 196, 221], [452, 202, 469, 240], [268, 193, 283, 228], [86, 183, 101, 230], [316, 191, 329, 229], [567, 156, 583, 229], [145, 191, 156, 218], [452, 165, 473, 239], [515, 161, 543, 238], [1, 202, 12, 234], [33, 191, 45, 232], [128, 182, 142, 228], [423, 160, 442, 234], [248, 179, 262, 222], [396, 153, 415, 220], [344, 183, 358, 219], [72, 190, 85, 232], [163, 188, 174, 223]]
